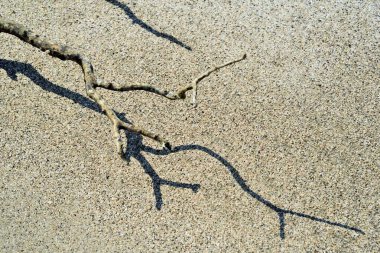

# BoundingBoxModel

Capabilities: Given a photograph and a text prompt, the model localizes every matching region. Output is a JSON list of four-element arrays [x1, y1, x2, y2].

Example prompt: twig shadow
[[0, 59, 364, 239], [141, 143, 365, 239], [104, 0, 192, 50], [0, 59, 101, 113], [123, 132, 200, 210]]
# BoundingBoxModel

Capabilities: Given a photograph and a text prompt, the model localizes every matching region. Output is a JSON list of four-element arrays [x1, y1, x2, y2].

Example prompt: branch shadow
[[104, 0, 192, 51], [123, 132, 200, 210], [0, 59, 101, 113], [142, 144, 365, 239], [0, 59, 364, 239]]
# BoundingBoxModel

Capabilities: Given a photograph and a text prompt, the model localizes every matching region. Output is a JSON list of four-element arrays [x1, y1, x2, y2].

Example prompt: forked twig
[[1, 17, 365, 240], [0, 17, 246, 157]]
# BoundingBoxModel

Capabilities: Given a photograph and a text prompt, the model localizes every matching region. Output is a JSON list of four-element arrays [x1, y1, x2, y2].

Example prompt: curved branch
[[0, 17, 245, 156], [0, 59, 364, 240], [95, 54, 246, 104]]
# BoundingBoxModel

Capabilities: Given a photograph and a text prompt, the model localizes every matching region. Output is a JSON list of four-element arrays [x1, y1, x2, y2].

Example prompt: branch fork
[[1, 18, 364, 240], [0, 17, 246, 158]]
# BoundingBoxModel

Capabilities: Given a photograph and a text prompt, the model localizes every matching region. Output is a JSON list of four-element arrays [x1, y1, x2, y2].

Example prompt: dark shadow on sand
[[0, 59, 364, 239], [105, 0, 192, 50]]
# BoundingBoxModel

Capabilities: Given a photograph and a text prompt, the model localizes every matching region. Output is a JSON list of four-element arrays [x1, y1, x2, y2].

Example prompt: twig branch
[[95, 54, 247, 106], [191, 53, 246, 106], [0, 19, 364, 239], [0, 17, 246, 157]]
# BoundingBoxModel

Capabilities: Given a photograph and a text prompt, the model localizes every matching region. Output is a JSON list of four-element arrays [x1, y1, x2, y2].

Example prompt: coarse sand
[[0, 1, 379, 252]]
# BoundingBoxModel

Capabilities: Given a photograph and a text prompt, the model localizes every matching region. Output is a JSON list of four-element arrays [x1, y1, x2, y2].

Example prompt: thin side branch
[[95, 80, 192, 100], [0, 17, 246, 157], [1, 18, 364, 240], [95, 54, 246, 105], [191, 53, 246, 105]]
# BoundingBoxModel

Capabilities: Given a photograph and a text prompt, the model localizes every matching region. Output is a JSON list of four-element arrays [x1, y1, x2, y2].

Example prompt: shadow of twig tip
[[156, 205, 162, 210], [355, 229, 365, 235], [192, 184, 201, 192]]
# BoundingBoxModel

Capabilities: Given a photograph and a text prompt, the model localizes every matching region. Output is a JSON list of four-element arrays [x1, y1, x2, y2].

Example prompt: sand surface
[[1, 1, 379, 252]]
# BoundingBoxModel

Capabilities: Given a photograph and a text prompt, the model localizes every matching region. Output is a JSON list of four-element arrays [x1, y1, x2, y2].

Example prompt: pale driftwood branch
[[1, 17, 365, 241], [0, 17, 246, 157], [190, 53, 246, 105], [95, 54, 246, 105], [94, 80, 193, 100]]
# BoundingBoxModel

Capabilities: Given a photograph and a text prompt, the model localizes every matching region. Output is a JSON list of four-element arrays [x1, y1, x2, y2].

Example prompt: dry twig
[[0, 17, 246, 157], [1, 18, 365, 240]]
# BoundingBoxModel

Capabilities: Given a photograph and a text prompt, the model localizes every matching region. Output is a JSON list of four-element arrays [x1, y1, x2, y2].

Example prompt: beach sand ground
[[0, 1, 379, 251]]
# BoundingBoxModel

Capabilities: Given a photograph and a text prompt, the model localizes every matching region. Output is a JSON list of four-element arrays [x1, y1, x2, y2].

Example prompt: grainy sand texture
[[0, 0, 379, 252]]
